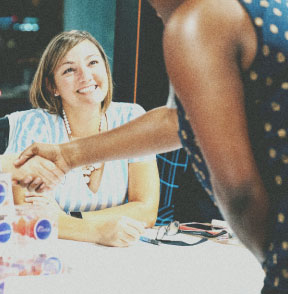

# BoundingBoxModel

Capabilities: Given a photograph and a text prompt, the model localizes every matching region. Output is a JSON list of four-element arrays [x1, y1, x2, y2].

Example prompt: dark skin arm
[[15, 106, 181, 185], [163, 0, 269, 263], [62, 106, 180, 168]]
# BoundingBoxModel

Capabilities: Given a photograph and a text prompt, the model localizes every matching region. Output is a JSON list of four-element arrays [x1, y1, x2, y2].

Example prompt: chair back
[[0, 116, 9, 154]]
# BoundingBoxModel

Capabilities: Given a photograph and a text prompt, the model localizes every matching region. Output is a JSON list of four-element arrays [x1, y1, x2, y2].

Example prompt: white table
[[4, 231, 265, 294]]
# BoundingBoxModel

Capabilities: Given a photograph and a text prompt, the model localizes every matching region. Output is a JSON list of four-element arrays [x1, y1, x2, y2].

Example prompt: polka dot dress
[[175, 1, 288, 292]]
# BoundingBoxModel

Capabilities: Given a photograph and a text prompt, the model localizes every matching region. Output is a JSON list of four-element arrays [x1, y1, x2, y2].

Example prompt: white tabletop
[[4, 231, 265, 294]]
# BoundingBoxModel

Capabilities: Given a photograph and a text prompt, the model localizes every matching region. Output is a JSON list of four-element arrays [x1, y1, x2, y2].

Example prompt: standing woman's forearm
[[212, 177, 270, 263], [61, 106, 181, 169]]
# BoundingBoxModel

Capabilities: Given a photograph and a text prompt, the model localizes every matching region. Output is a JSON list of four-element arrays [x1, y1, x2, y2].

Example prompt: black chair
[[156, 148, 223, 225], [0, 116, 9, 154]]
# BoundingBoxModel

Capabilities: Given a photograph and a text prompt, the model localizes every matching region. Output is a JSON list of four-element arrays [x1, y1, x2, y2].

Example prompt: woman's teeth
[[78, 85, 97, 93]]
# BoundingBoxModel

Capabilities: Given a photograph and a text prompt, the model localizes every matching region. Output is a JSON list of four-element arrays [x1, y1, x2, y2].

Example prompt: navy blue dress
[[175, 0, 288, 292]]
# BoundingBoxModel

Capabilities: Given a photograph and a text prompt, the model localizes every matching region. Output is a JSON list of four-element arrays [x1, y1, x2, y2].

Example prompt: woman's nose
[[78, 67, 92, 82]]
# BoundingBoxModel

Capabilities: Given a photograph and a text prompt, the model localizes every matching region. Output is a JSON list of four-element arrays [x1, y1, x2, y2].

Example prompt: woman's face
[[53, 40, 109, 109]]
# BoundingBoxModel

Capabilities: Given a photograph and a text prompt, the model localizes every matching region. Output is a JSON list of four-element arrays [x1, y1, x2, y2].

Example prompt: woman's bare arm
[[59, 160, 160, 246]]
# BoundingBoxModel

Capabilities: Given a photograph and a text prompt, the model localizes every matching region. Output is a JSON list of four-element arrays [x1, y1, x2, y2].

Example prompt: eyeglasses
[[156, 220, 180, 240], [140, 221, 230, 246], [141, 221, 200, 246], [153, 221, 208, 246]]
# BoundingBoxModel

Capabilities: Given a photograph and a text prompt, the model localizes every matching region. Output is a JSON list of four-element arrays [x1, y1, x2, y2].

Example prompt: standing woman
[[159, 0, 288, 293], [5, 30, 160, 246]]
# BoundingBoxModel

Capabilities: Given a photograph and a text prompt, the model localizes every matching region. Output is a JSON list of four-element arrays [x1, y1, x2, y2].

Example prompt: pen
[[140, 236, 160, 245]]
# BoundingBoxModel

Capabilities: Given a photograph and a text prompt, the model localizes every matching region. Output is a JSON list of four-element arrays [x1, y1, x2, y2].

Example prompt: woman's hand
[[96, 216, 146, 247], [24, 191, 64, 216]]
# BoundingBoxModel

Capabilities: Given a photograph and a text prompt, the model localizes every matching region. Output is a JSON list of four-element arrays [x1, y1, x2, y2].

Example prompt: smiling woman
[[29, 30, 113, 117], [53, 40, 109, 110], [2, 30, 160, 247]]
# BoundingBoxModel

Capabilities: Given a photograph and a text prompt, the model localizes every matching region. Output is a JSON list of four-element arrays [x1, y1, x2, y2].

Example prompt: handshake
[[5, 142, 71, 193]]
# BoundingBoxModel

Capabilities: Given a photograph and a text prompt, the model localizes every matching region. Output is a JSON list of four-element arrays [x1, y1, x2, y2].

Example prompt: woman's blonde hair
[[30, 30, 113, 115]]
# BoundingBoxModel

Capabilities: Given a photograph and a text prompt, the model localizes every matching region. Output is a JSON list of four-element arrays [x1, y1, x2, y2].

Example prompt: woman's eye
[[63, 67, 74, 74], [90, 60, 99, 65]]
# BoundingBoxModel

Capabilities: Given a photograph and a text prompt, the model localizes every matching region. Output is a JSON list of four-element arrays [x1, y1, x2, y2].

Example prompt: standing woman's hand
[[14, 142, 71, 172]]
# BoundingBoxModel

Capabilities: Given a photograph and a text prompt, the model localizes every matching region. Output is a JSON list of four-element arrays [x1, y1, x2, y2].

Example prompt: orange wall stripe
[[133, 0, 142, 104]]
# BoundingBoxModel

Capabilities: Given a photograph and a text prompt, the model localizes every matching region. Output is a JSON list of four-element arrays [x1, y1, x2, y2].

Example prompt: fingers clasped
[[14, 155, 65, 193]]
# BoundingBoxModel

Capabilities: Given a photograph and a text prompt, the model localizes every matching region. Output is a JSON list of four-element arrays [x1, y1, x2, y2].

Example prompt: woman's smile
[[77, 85, 98, 94]]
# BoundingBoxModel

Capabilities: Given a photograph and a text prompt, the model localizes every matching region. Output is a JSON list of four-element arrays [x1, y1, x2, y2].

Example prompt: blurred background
[[0, 0, 168, 116]]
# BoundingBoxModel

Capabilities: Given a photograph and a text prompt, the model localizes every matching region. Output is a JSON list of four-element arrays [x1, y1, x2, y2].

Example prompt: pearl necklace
[[62, 109, 103, 184]]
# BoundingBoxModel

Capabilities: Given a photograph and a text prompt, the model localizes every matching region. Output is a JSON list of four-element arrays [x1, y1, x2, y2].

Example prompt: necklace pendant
[[83, 169, 92, 176], [88, 166, 95, 172], [83, 175, 90, 184]]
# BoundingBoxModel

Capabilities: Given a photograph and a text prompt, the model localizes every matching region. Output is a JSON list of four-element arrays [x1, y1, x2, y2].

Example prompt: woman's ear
[[45, 77, 59, 97]]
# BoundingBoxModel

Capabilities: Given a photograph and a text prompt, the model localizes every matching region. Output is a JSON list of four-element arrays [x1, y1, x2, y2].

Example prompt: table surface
[[4, 229, 265, 294]]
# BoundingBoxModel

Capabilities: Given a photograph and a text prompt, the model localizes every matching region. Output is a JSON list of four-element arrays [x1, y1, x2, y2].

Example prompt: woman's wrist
[[60, 142, 77, 171], [80, 214, 103, 243], [58, 212, 101, 243]]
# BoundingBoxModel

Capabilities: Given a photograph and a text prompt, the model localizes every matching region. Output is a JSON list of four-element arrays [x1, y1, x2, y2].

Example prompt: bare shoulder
[[169, 1, 252, 42], [165, 0, 256, 68]]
